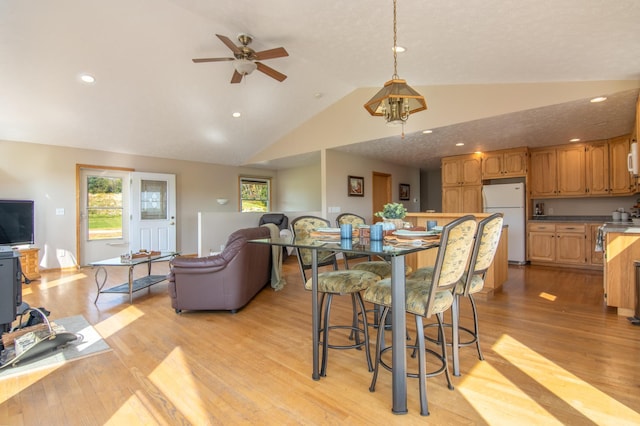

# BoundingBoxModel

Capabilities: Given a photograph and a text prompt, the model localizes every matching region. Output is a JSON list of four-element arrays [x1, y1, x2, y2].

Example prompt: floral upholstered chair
[[363, 215, 477, 416], [336, 213, 371, 268], [409, 213, 503, 376], [290, 216, 339, 282]]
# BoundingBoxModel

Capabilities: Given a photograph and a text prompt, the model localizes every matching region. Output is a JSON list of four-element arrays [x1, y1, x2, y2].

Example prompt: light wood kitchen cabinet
[[531, 145, 586, 197], [528, 223, 556, 262], [604, 231, 639, 315], [530, 149, 557, 197], [608, 135, 636, 195], [441, 154, 482, 186], [528, 222, 596, 267], [556, 144, 586, 196], [586, 140, 610, 195], [441, 154, 482, 213], [481, 147, 528, 179], [555, 223, 587, 265], [442, 185, 482, 213]]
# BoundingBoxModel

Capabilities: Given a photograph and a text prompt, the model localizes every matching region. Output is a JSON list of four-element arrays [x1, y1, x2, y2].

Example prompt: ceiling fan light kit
[[364, 0, 426, 135], [234, 59, 257, 75], [192, 33, 288, 84]]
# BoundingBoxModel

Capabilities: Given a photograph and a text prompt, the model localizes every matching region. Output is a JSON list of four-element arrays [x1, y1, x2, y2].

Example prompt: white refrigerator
[[482, 182, 526, 264]]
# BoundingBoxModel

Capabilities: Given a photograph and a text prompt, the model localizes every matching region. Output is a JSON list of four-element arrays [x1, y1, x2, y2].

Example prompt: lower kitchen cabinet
[[528, 222, 602, 269]]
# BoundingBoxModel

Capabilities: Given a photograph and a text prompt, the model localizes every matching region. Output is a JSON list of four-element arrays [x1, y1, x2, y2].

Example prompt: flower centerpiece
[[375, 202, 408, 230]]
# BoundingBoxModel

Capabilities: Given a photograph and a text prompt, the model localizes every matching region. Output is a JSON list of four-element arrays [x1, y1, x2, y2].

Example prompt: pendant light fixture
[[364, 0, 427, 136]]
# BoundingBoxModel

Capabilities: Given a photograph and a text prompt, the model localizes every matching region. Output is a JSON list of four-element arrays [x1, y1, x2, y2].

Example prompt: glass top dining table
[[250, 234, 439, 415]]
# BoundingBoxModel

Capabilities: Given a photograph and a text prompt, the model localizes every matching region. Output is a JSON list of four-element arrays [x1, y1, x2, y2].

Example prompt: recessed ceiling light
[[456, 142, 464, 147], [570, 138, 581, 142], [422, 129, 433, 134], [392, 46, 406, 53], [232, 112, 241, 118], [80, 74, 95, 84], [590, 96, 607, 103]]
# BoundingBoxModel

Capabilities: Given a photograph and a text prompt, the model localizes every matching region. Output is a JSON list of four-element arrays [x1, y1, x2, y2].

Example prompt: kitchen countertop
[[602, 222, 640, 233]]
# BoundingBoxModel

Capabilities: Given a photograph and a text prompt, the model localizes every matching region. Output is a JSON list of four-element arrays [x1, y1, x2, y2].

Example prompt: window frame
[[239, 176, 272, 213]]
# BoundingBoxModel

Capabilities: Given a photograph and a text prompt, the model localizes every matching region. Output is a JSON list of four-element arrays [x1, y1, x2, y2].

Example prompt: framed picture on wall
[[348, 176, 364, 197], [399, 183, 410, 200]]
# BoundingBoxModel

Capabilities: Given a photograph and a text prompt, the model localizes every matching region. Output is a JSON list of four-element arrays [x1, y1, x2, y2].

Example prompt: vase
[[383, 218, 405, 230]]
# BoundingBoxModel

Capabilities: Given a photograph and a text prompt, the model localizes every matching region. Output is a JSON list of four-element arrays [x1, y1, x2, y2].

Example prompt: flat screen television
[[0, 200, 35, 247]]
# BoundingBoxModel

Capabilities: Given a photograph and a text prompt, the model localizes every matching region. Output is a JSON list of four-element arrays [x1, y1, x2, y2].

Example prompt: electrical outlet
[[548, 207, 554, 214]]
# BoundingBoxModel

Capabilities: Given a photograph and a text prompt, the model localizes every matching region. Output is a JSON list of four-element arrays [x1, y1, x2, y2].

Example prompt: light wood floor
[[1, 257, 639, 425]]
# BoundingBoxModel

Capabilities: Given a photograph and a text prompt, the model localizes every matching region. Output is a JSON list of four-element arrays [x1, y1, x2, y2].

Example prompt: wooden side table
[[18, 248, 40, 281]]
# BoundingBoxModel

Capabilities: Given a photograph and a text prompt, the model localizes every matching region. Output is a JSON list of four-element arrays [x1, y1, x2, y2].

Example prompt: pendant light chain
[[392, 0, 399, 79]]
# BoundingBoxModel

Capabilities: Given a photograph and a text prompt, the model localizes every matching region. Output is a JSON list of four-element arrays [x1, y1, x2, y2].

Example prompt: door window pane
[[140, 180, 168, 220], [87, 176, 123, 240]]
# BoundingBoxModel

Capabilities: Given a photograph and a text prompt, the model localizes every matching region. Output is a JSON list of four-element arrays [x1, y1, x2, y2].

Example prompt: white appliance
[[628, 141, 638, 175], [482, 182, 526, 264]]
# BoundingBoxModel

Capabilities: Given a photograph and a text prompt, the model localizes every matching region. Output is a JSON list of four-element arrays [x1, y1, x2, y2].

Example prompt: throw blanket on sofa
[[261, 223, 286, 290]]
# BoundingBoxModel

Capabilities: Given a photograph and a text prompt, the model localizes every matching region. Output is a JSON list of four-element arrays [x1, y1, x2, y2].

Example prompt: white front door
[[129, 172, 177, 253]]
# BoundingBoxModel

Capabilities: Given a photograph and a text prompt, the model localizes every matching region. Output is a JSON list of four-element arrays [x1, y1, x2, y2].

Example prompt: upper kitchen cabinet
[[442, 185, 482, 213], [441, 154, 482, 187], [530, 136, 635, 198], [530, 144, 587, 198], [609, 135, 636, 195], [556, 144, 587, 196], [441, 153, 482, 213], [481, 147, 528, 179], [585, 140, 609, 195], [530, 148, 558, 197]]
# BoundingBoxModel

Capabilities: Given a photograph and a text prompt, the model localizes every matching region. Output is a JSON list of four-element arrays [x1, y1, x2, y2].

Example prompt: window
[[86, 176, 123, 240], [239, 177, 271, 212]]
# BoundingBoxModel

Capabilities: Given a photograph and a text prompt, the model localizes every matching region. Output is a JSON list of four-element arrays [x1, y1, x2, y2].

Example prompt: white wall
[[275, 163, 321, 211], [0, 140, 279, 268], [198, 210, 321, 256], [324, 149, 421, 224]]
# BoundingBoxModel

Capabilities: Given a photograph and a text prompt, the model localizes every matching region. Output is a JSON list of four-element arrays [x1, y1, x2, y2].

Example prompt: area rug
[[0, 315, 111, 379]]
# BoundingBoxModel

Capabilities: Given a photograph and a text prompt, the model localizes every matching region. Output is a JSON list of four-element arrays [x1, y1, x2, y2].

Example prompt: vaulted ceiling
[[1, 0, 639, 171]]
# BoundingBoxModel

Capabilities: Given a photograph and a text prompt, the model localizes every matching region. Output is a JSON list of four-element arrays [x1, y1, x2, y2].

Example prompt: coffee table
[[91, 252, 178, 304]]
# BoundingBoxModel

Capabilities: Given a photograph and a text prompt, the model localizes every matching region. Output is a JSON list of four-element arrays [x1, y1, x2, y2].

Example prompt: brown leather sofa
[[168, 226, 271, 313]]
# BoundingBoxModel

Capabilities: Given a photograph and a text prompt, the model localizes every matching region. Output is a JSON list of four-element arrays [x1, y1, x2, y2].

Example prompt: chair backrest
[[461, 213, 504, 296], [422, 215, 477, 314], [289, 215, 337, 281], [336, 213, 366, 228], [259, 213, 289, 231]]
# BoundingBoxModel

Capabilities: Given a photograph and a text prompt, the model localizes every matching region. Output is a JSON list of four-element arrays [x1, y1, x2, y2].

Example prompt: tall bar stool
[[363, 215, 477, 416], [305, 269, 381, 376], [290, 216, 339, 282], [411, 213, 503, 376], [336, 213, 371, 269]]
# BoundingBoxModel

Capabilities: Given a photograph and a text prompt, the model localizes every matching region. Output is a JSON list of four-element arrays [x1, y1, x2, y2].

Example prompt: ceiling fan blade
[[216, 34, 242, 55], [192, 57, 234, 63], [254, 47, 289, 61], [230, 70, 244, 84], [256, 62, 287, 82]]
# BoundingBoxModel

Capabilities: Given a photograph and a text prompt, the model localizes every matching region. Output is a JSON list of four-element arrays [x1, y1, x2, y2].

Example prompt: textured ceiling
[[1, 0, 639, 171]]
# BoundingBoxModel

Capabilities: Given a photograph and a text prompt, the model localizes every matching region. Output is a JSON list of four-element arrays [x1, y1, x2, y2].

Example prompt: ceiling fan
[[192, 34, 289, 84]]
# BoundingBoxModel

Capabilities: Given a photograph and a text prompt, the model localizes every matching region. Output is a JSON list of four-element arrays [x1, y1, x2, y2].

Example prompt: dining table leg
[[390, 255, 408, 414], [311, 249, 320, 380]]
